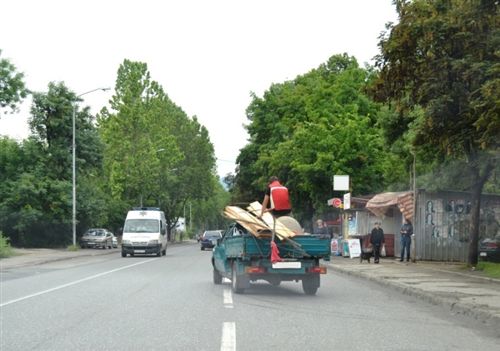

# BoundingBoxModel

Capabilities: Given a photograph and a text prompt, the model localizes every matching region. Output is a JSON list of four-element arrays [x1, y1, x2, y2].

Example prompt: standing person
[[400, 218, 413, 262], [370, 221, 385, 264], [260, 176, 291, 263], [315, 219, 331, 238]]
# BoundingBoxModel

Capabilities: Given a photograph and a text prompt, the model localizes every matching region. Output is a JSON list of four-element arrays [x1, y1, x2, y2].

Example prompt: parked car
[[479, 234, 500, 262], [80, 228, 114, 249], [200, 230, 223, 250]]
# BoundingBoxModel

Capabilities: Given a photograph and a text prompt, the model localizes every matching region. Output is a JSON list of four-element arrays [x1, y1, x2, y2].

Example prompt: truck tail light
[[308, 266, 327, 274], [245, 266, 266, 274]]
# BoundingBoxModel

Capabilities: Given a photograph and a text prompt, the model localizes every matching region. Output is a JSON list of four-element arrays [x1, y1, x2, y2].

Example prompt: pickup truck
[[212, 223, 331, 295]]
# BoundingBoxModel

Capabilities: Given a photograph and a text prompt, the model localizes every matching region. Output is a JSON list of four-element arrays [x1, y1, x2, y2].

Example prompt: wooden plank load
[[222, 202, 297, 240]]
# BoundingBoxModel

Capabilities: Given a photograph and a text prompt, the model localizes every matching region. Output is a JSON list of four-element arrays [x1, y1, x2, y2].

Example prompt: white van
[[121, 207, 167, 257]]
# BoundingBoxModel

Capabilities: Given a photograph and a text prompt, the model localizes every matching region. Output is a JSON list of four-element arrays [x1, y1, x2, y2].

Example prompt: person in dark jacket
[[400, 218, 413, 262], [370, 221, 385, 264], [315, 219, 331, 238]]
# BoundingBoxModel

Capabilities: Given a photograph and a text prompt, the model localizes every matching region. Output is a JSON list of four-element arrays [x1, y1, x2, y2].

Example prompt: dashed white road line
[[221, 322, 236, 351], [223, 287, 233, 308], [0, 258, 158, 307]]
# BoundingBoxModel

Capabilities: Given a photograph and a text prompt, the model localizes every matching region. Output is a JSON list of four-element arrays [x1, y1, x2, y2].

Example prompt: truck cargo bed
[[224, 233, 331, 260]]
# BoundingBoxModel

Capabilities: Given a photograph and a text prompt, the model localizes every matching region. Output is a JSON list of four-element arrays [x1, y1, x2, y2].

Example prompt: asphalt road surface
[[1, 242, 499, 351]]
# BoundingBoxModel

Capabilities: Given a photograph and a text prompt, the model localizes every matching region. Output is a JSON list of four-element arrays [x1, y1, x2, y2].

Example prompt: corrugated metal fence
[[415, 190, 500, 262]]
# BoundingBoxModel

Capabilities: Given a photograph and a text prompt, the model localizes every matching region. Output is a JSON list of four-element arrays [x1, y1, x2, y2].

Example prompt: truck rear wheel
[[302, 275, 319, 295], [231, 262, 249, 294], [213, 268, 223, 285]]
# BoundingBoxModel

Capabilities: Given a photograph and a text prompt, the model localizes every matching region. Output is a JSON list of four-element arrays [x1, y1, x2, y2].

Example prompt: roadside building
[[335, 190, 500, 262]]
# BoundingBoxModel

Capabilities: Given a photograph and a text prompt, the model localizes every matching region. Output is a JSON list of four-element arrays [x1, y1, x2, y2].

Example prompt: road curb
[[328, 262, 500, 328]]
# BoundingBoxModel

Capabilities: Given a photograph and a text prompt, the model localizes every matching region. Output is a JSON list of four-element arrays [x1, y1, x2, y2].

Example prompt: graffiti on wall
[[426, 200, 441, 238], [426, 197, 500, 242]]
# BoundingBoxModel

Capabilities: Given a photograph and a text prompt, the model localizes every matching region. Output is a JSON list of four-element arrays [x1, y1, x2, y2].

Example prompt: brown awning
[[365, 191, 414, 220]]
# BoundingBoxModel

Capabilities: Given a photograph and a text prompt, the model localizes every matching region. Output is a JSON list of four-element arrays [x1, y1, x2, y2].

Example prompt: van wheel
[[121, 251, 126, 257]]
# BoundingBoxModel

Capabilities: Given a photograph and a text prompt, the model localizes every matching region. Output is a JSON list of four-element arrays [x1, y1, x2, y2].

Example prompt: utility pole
[[412, 151, 417, 262], [72, 87, 110, 247]]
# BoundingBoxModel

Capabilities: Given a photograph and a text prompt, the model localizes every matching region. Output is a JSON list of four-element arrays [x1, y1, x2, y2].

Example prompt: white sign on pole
[[333, 175, 350, 191], [343, 192, 351, 210]]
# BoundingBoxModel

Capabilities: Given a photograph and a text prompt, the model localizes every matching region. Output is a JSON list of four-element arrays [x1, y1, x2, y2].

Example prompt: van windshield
[[124, 219, 159, 233]]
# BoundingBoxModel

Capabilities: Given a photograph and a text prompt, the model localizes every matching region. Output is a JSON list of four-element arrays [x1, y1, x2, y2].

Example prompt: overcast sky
[[0, 0, 398, 177]]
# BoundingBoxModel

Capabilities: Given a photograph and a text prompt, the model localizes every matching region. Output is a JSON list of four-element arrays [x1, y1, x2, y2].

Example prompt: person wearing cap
[[370, 221, 385, 264]]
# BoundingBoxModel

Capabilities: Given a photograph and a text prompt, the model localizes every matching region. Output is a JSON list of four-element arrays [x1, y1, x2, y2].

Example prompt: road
[[1, 242, 499, 351]]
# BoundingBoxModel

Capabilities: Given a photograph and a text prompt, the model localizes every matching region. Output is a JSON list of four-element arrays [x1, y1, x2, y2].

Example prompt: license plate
[[480, 252, 487, 257], [272, 261, 301, 269], [134, 250, 145, 253]]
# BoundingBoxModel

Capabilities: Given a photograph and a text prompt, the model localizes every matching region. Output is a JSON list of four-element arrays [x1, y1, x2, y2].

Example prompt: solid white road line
[[221, 322, 236, 351], [0, 258, 158, 307], [223, 287, 233, 308]]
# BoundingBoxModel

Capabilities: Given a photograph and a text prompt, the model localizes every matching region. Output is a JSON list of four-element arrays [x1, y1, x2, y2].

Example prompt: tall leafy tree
[[372, 0, 499, 265], [235, 54, 402, 225], [99, 60, 217, 237], [0, 50, 28, 115], [0, 82, 106, 246]]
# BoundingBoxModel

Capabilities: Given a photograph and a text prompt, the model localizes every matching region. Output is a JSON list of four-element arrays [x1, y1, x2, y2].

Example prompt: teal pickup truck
[[212, 223, 331, 295]]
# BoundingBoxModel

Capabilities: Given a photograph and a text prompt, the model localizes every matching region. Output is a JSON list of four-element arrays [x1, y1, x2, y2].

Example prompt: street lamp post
[[72, 87, 110, 246]]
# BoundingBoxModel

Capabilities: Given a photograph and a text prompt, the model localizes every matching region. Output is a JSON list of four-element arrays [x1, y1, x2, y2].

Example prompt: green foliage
[[0, 50, 28, 114], [98, 59, 218, 236], [191, 178, 231, 233], [373, 0, 498, 158], [0, 231, 13, 258], [0, 83, 107, 247], [372, 0, 499, 265], [235, 54, 403, 222]]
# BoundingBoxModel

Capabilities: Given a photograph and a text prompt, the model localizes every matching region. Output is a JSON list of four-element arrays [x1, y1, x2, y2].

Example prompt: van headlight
[[148, 240, 159, 245], [122, 240, 131, 245]]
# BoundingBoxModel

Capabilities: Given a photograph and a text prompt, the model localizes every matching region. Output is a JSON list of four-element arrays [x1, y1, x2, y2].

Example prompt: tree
[[0, 82, 106, 246], [372, 0, 499, 265], [234, 54, 403, 225], [98, 60, 217, 237], [0, 50, 28, 115]]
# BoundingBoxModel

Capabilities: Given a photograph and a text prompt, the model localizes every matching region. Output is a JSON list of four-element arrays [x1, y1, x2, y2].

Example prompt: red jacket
[[269, 181, 291, 211]]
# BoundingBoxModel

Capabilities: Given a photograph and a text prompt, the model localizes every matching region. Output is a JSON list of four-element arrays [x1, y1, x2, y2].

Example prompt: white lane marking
[[220, 322, 236, 351], [0, 258, 158, 307], [223, 287, 233, 308]]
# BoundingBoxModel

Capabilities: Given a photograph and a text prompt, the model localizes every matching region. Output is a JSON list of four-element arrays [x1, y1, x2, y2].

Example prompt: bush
[[0, 231, 13, 258]]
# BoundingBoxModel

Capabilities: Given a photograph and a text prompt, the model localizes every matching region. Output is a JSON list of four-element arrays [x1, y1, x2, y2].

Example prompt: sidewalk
[[0, 240, 195, 271], [0, 247, 118, 270], [327, 255, 500, 328]]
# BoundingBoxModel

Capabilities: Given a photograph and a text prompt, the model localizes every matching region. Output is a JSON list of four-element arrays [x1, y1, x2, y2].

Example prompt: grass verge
[[67, 244, 80, 252], [476, 261, 500, 279]]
